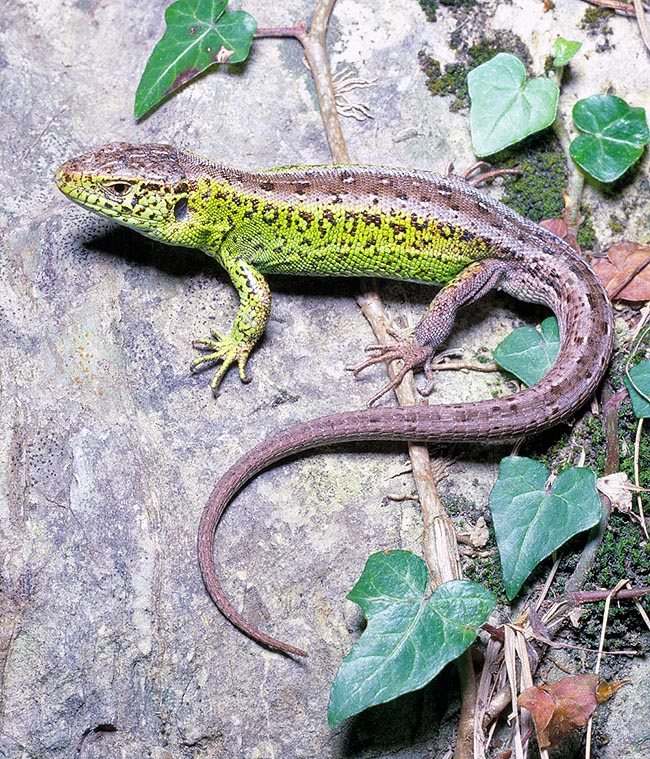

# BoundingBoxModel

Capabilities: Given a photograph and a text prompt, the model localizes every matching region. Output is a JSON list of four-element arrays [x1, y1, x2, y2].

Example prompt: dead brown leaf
[[518, 673, 599, 749], [597, 472, 638, 514], [596, 679, 630, 703], [540, 218, 579, 252], [592, 241, 650, 301]]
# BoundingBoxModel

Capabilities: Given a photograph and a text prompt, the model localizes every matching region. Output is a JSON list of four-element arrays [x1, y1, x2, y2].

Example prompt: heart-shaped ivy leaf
[[135, 0, 257, 119], [490, 458, 601, 599], [468, 53, 559, 156], [570, 95, 649, 183], [551, 37, 582, 68], [328, 551, 495, 726], [494, 317, 560, 387]]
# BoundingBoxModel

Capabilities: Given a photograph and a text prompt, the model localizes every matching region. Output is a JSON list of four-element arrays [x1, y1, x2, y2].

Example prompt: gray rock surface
[[1, 1, 648, 757]]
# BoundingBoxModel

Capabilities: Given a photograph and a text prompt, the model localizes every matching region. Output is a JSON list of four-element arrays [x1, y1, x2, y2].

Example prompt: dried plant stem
[[283, 2, 475, 755]]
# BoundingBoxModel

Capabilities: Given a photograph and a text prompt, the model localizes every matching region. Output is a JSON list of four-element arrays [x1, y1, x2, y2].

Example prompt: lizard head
[[54, 143, 198, 245]]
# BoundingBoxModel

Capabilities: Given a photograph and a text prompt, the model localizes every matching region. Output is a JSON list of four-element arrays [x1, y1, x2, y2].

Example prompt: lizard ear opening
[[173, 197, 189, 220]]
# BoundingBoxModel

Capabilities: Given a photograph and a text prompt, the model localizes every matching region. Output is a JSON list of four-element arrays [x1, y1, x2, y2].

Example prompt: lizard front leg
[[349, 258, 511, 405], [191, 251, 272, 395]]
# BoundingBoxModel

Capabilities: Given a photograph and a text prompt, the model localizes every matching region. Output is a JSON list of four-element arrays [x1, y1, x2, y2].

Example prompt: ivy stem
[[551, 108, 585, 229], [298, 0, 464, 593]]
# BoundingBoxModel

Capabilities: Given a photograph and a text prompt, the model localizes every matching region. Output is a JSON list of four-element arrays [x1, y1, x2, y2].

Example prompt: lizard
[[55, 142, 614, 658]]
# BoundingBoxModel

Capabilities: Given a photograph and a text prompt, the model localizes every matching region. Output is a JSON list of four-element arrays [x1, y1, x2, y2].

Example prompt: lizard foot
[[417, 348, 465, 397], [346, 341, 432, 406], [191, 332, 253, 395]]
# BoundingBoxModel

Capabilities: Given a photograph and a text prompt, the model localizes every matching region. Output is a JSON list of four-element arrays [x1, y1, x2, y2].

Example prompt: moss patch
[[418, 0, 476, 23], [496, 135, 597, 248], [580, 514, 650, 648], [581, 7, 614, 36], [419, 31, 530, 111], [500, 140, 568, 222], [566, 342, 650, 648]]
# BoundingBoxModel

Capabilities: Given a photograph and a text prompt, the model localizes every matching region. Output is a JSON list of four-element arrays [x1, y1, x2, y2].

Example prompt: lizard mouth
[[55, 166, 97, 208], [54, 164, 76, 194]]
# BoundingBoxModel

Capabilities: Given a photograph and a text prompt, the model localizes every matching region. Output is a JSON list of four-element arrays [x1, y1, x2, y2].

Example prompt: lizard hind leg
[[348, 258, 511, 406]]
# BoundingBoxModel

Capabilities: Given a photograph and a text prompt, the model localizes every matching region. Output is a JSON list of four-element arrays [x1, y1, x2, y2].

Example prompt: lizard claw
[[417, 348, 463, 397], [191, 334, 253, 394], [346, 341, 431, 406]]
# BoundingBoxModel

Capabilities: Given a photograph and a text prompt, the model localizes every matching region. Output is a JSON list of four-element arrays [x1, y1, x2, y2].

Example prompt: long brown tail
[[197, 251, 613, 656]]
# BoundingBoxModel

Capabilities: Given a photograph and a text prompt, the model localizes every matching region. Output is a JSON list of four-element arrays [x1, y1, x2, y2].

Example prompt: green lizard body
[[56, 143, 505, 393], [55, 143, 614, 657]]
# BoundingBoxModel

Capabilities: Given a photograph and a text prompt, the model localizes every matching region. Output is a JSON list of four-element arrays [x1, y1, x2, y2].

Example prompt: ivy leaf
[[135, 0, 257, 119], [468, 53, 559, 156], [551, 37, 582, 67], [493, 316, 560, 386], [570, 95, 649, 183], [490, 458, 602, 599], [327, 551, 495, 726], [624, 361, 650, 418]]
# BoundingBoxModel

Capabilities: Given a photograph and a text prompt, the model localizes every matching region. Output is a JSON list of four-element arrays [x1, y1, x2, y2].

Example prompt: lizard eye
[[105, 181, 131, 198]]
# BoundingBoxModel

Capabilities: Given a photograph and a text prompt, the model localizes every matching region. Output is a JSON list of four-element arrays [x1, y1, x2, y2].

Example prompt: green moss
[[444, 493, 481, 521], [609, 214, 626, 234], [419, 0, 439, 23], [492, 136, 597, 248], [565, 339, 650, 648], [540, 435, 580, 472], [461, 523, 508, 602], [419, 31, 530, 111], [441, 493, 506, 601], [500, 142, 568, 222], [581, 7, 614, 36], [580, 415, 608, 474], [619, 407, 650, 489], [577, 206, 597, 250], [418, 53, 467, 110], [581, 515, 650, 645], [463, 553, 507, 603], [418, 0, 477, 23]]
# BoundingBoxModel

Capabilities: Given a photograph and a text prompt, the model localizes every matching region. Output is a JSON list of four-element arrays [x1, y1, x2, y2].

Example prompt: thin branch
[[582, 0, 634, 16], [560, 584, 650, 603], [552, 111, 585, 229], [294, 3, 475, 755], [580, 0, 647, 17], [633, 0, 650, 51]]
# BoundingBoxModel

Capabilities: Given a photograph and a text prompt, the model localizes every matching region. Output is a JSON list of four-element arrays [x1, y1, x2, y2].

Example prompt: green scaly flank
[[55, 143, 495, 392]]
